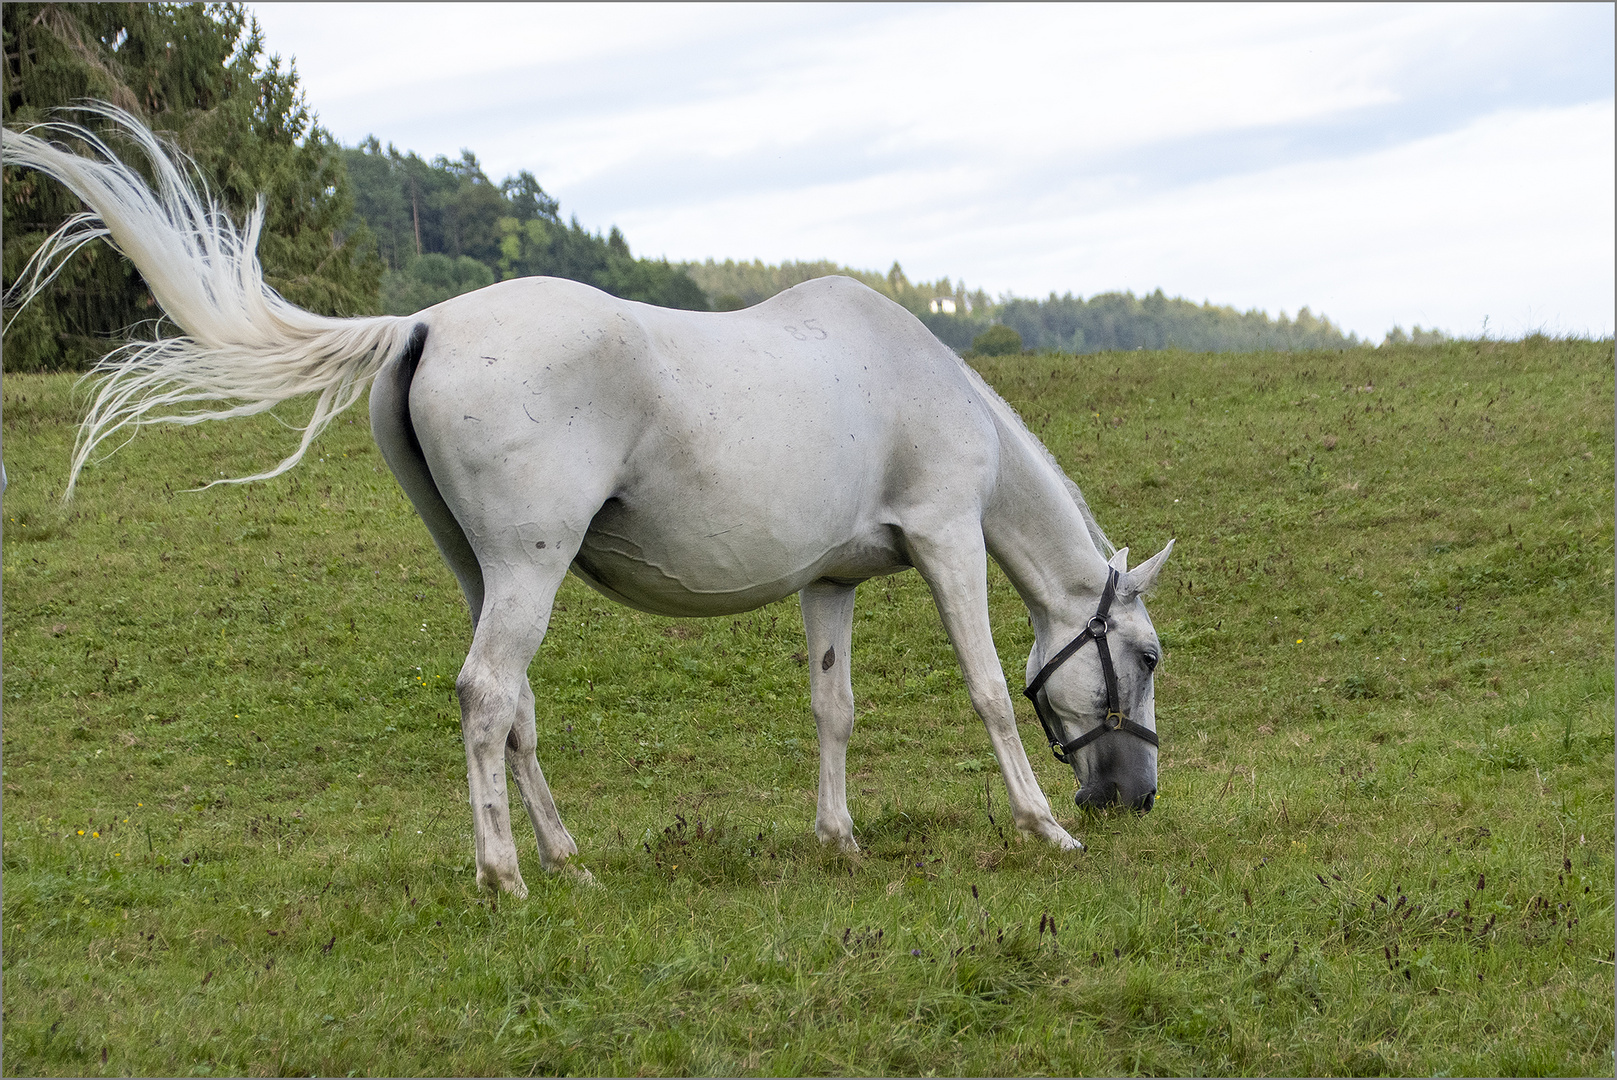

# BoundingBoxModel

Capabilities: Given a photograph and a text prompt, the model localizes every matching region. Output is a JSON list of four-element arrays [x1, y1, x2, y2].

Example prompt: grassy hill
[[2, 336, 1611, 1075]]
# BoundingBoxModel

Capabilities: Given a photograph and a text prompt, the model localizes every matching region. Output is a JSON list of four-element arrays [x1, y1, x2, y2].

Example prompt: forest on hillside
[[677, 260, 1382, 353], [997, 290, 1364, 353], [341, 139, 707, 314], [3, 3, 1435, 372]]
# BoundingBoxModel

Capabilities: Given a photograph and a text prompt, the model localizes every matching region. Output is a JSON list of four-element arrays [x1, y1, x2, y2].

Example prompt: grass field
[[2, 336, 1612, 1076]]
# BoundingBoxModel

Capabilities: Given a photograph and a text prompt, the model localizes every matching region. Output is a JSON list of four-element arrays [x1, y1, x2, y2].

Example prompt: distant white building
[[928, 297, 958, 315]]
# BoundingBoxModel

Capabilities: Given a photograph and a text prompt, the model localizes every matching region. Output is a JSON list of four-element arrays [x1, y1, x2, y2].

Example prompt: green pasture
[[2, 337, 1612, 1076]]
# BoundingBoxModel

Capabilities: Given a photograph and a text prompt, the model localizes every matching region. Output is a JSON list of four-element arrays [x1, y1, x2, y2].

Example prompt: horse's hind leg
[[800, 579, 859, 852], [506, 680, 584, 874], [455, 562, 575, 896]]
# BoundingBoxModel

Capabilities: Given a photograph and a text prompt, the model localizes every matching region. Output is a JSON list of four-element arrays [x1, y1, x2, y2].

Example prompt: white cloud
[[993, 102, 1617, 339], [250, 2, 1615, 337]]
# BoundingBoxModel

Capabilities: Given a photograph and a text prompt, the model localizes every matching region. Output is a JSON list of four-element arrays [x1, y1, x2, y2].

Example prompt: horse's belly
[[571, 498, 906, 617]]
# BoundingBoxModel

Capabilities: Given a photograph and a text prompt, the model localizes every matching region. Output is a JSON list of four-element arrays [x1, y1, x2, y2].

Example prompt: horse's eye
[[1143, 653, 1159, 672]]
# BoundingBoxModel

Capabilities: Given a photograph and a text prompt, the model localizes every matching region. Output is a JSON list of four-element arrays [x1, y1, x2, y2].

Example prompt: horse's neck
[[981, 416, 1111, 637]]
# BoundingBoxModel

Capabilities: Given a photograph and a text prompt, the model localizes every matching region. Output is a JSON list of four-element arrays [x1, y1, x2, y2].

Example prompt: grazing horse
[[3, 107, 1172, 895]]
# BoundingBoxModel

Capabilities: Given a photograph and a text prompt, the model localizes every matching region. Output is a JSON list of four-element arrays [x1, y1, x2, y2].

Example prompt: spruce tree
[[341, 142, 710, 313], [2, 2, 381, 372]]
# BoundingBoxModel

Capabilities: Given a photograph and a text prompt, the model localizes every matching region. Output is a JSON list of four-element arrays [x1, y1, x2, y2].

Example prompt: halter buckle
[[1087, 615, 1108, 637], [1106, 710, 1126, 730]]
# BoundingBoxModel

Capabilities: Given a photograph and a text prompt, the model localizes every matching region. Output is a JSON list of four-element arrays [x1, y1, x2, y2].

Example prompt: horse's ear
[[1121, 539, 1174, 597], [1107, 547, 1130, 574]]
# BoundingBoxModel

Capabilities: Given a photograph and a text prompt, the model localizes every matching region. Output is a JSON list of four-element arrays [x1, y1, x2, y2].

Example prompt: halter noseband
[[1023, 568, 1159, 764]]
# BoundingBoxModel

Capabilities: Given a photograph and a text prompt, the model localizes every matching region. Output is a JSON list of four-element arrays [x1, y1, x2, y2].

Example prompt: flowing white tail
[[1, 104, 416, 496]]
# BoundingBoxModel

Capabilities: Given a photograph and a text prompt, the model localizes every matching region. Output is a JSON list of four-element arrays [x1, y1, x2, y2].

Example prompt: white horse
[[4, 107, 1172, 895]]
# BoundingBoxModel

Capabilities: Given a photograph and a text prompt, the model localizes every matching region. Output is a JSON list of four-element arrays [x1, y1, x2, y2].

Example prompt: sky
[[250, 2, 1614, 341]]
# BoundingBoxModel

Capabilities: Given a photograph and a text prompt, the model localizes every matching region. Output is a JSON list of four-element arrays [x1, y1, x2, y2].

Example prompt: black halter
[[1023, 568, 1159, 764]]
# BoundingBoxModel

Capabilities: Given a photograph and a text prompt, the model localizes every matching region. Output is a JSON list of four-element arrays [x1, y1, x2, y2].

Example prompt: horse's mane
[[956, 360, 1117, 559]]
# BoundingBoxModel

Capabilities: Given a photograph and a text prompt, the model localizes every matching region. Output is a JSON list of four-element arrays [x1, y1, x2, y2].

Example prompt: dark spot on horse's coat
[[822, 646, 836, 671], [536, 541, 546, 549]]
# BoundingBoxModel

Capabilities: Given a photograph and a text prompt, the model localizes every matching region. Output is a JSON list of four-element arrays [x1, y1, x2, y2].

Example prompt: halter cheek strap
[[1023, 568, 1159, 764]]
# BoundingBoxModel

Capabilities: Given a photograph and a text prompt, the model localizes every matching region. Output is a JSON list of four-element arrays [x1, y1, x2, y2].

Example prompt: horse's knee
[[812, 709, 855, 746], [967, 689, 1018, 733], [811, 685, 855, 737]]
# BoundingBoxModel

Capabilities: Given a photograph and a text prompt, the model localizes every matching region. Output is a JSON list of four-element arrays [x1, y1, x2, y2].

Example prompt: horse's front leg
[[800, 579, 859, 852], [907, 525, 1083, 851]]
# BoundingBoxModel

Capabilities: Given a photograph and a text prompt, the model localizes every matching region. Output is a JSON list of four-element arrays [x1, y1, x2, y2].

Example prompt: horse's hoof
[[477, 866, 528, 898], [817, 830, 859, 854], [1038, 822, 1085, 852], [562, 864, 601, 888], [815, 816, 859, 852]]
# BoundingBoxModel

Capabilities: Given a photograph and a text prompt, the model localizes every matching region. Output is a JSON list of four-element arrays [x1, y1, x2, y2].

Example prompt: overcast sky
[[251, 2, 1614, 340]]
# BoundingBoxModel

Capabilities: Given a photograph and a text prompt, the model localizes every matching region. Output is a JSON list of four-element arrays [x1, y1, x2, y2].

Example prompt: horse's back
[[404, 276, 1001, 615]]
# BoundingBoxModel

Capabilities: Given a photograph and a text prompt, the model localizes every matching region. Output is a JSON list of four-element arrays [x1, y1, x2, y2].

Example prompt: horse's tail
[[1, 103, 419, 499]]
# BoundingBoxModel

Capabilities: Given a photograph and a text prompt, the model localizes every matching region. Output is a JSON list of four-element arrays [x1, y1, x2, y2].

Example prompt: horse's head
[[1024, 541, 1173, 813]]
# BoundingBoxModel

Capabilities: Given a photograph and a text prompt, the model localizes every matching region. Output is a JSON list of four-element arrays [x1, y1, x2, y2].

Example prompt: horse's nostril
[[1136, 789, 1156, 813], [1074, 783, 1119, 808]]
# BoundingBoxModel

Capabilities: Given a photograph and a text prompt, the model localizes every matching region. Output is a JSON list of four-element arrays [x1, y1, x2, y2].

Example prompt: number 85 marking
[[784, 318, 828, 341]]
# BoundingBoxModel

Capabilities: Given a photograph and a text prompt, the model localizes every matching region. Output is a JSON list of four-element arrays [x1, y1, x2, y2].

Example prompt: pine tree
[[2, 2, 381, 372], [341, 142, 709, 314]]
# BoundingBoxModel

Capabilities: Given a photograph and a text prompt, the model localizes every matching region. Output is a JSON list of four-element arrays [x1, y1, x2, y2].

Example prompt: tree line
[[2, 3, 1438, 374], [994, 290, 1369, 354], [681, 261, 1396, 353]]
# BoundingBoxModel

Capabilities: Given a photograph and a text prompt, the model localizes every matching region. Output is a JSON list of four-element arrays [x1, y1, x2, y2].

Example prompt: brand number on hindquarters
[[784, 319, 828, 341]]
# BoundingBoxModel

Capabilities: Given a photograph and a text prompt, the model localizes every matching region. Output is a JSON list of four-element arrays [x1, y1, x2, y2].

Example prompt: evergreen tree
[[2, 2, 381, 372], [340, 142, 708, 313]]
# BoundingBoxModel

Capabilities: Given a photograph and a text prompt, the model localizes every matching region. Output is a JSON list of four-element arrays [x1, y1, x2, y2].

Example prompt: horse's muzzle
[[1075, 784, 1156, 813]]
